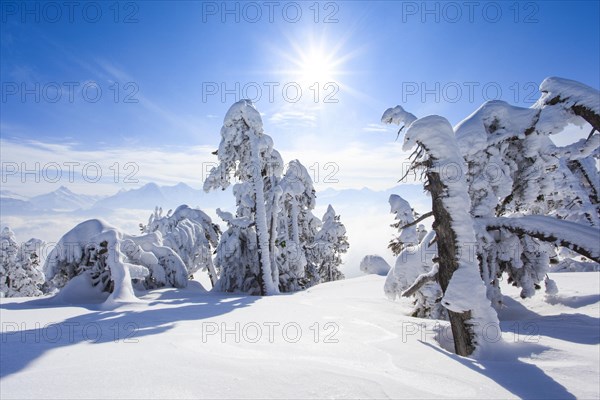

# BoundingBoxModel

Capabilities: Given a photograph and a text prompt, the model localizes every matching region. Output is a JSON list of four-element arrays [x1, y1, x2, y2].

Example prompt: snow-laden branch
[[401, 263, 438, 298], [398, 211, 434, 230], [536, 77, 600, 131], [484, 215, 600, 262], [554, 134, 600, 160]]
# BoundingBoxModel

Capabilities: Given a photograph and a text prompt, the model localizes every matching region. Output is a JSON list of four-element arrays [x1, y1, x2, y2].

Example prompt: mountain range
[[0, 182, 427, 216], [0, 183, 235, 215]]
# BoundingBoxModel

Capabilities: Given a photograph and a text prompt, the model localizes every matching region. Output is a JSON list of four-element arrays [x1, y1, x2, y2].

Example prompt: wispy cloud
[[362, 123, 391, 133], [269, 111, 317, 127]]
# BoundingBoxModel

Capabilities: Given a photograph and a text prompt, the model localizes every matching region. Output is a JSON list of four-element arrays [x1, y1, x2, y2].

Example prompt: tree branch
[[401, 264, 439, 298], [485, 216, 600, 262], [397, 211, 434, 230]]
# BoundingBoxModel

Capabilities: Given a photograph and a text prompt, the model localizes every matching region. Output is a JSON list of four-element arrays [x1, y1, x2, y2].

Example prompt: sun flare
[[297, 47, 338, 85]]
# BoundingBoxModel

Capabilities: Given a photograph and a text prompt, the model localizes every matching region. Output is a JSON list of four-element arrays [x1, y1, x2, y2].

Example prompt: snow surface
[[1, 273, 598, 399]]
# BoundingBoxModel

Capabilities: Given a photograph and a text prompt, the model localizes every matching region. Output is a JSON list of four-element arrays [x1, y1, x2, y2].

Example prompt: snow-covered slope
[[1, 273, 597, 399]]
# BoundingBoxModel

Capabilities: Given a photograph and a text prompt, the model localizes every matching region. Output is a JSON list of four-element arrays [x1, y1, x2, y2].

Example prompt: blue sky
[[1, 0, 599, 195]]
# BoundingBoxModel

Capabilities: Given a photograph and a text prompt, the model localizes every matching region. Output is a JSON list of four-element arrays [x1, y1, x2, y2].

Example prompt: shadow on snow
[[420, 341, 576, 399], [0, 285, 258, 379]]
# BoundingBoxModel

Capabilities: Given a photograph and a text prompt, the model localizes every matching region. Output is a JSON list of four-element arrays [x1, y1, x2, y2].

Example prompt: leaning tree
[[382, 77, 600, 356]]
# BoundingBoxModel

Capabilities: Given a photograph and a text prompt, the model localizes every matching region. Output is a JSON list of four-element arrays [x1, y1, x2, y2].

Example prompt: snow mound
[[359, 255, 391, 276]]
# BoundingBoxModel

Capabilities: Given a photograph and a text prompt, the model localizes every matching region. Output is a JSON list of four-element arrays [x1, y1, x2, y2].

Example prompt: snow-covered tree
[[44, 219, 196, 303], [204, 101, 339, 294], [381, 77, 600, 355], [388, 194, 429, 255], [384, 227, 446, 319], [212, 205, 263, 294], [0, 227, 18, 297], [0, 227, 45, 298], [298, 209, 323, 288], [204, 100, 283, 295], [382, 111, 499, 356], [141, 205, 221, 286], [277, 160, 318, 292], [453, 77, 600, 305], [383, 194, 445, 319], [313, 205, 349, 283]]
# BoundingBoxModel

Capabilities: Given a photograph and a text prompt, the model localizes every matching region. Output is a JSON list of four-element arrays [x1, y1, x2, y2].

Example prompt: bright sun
[[298, 48, 338, 84]]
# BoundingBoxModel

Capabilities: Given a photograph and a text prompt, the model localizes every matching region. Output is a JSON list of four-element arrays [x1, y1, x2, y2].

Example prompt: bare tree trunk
[[427, 166, 476, 357]]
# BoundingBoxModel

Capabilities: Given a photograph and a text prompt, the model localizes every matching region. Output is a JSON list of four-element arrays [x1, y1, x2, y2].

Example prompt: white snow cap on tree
[[143, 205, 220, 286], [381, 105, 417, 127], [536, 76, 600, 115], [389, 194, 418, 245], [45, 219, 190, 305]]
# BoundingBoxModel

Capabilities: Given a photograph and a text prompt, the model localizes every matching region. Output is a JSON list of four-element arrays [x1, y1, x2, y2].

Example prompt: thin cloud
[[0, 138, 217, 196], [363, 123, 390, 133], [269, 111, 317, 127]]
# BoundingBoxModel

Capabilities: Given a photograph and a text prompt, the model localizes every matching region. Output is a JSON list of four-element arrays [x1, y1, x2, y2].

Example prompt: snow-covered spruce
[[204, 100, 346, 294], [141, 205, 221, 286], [44, 219, 192, 304], [388, 194, 429, 255], [277, 160, 322, 291], [312, 205, 349, 283], [0, 227, 45, 298], [204, 100, 282, 295]]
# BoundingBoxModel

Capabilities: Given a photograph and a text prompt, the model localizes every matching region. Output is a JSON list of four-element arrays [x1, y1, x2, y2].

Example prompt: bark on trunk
[[427, 166, 476, 357]]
